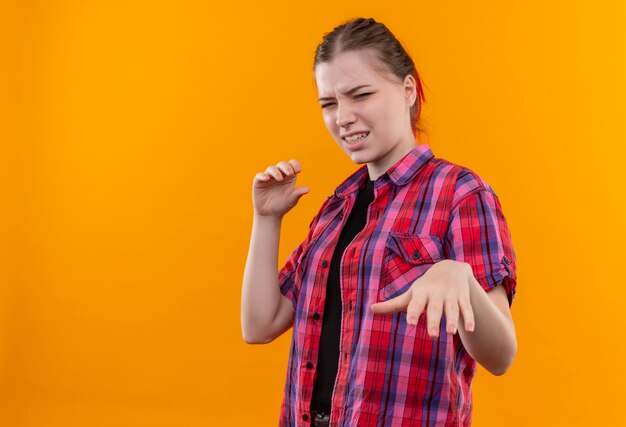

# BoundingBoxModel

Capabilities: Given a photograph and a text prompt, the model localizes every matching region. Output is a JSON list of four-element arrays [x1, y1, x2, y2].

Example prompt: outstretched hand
[[370, 259, 476, 337]]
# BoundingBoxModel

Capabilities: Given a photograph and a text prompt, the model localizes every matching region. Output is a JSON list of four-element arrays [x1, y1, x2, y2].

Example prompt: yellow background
[[2, 1, 625, 426]]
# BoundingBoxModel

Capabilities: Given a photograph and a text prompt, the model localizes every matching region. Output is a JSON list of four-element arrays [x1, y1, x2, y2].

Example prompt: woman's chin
[[346, 151, 371, 165]]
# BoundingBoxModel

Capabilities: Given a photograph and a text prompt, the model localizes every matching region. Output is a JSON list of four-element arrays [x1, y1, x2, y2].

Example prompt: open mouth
[[343, 131, 370, 144]]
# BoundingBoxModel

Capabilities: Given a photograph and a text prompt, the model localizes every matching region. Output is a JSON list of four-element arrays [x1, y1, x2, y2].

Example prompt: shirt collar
[[333, 143, 435, 198]]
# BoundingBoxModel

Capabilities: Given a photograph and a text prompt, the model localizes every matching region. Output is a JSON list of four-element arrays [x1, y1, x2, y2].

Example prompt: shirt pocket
[[377, 231, 444, 301]]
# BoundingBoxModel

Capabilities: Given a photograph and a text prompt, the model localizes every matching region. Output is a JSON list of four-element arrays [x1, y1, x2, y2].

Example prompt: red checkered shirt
[[278, 143, 517, 426]]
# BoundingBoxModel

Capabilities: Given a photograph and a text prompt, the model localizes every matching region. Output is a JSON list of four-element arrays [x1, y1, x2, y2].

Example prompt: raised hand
[[252, 159, 310, 219], [370, 259, 476, 337]]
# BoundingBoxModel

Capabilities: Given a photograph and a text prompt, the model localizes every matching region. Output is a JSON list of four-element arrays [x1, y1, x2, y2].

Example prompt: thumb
[[370, 290, 412, 315], [293, 186, 310, 200]]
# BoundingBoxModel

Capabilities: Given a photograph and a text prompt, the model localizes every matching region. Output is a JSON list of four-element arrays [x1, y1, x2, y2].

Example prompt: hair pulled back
[[313, 17, 426, 136]]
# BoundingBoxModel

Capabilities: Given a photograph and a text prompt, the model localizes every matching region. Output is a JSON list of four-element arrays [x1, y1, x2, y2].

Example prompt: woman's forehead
[[315, 50, 389, 96]]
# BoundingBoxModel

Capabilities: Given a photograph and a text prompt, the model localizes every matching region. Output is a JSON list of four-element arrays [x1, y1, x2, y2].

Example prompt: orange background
[[2, 1, 625, 426]]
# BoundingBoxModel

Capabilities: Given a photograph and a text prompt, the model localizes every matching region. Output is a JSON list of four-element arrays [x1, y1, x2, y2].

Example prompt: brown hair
[[313, 17, 426, 136]]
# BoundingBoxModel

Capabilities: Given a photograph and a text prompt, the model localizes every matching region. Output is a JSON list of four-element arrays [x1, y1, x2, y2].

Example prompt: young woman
[[241, 17, 517, 427]]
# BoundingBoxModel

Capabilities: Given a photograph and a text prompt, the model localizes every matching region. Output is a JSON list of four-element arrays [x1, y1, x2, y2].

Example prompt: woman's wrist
[[253, 211, 284, 226]]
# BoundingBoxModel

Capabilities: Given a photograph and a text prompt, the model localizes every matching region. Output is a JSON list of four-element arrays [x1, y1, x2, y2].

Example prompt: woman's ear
[[403, 74, 417, 108]]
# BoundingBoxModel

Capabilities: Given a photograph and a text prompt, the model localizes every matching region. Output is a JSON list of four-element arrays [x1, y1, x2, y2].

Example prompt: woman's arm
[[241, 159, 309, 344], [457, 272, 517, 375], [241, 213, 294, 344]]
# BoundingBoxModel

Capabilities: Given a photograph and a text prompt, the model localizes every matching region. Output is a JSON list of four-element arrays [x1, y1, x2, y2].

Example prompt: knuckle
[[445, 295, 457, 305], [446, 307, 459, 317], [410, 284, 424, 296], [427, 301, 442, 312]]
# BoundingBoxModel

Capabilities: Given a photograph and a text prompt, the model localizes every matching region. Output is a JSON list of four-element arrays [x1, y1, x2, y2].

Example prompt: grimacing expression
[[314, 49, 418, 179]]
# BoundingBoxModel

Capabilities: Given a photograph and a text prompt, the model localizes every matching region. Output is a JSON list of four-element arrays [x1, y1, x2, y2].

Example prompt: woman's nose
[[336, 104, 356, 127]]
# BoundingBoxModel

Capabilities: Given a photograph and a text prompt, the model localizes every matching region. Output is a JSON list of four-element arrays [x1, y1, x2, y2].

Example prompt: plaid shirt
[[278, 143, 517, 426]]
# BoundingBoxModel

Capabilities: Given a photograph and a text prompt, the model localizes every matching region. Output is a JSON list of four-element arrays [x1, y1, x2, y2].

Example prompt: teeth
[[345, 132, 368, 142]]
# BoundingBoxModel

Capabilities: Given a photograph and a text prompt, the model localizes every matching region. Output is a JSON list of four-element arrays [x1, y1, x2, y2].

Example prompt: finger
[[276, 161, 294, 176], [370, 289, 412, 315], [406, 287, 427, 326], [426, 298, 443, 337], [289, 159, 302, 173], [255, 172, 270, 182], [265, 165, 284, 181], [459, 288, 475, 332], [444, 295, 459, 335]]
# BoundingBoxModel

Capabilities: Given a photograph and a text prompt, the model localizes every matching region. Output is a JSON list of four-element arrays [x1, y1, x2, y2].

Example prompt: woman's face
[[314, 49, 418, 180]]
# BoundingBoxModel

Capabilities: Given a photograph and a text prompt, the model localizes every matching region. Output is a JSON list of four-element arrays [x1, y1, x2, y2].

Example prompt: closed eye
[[320, 93, 372, 109]]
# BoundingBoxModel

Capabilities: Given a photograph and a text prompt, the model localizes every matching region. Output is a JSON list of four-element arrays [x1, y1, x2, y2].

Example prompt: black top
[[310, 178, 375, 414]]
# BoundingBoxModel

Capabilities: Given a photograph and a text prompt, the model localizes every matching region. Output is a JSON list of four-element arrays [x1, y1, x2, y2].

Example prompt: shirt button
[[412, 251, 420, 259], [302, 414, 309, 421], [321, 260, 328, 268], [306, 362, 314, 369], [313, 312, 320, 320]]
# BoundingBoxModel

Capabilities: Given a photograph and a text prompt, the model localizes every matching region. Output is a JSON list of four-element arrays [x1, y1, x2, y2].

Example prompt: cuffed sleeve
[[444, 188, 517, 306]]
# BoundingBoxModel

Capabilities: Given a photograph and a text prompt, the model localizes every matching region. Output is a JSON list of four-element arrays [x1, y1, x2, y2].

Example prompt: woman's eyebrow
[[318, 85, 372, 102]]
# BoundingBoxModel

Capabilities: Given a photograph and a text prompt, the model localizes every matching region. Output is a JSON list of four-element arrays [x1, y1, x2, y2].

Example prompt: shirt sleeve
[[278, 199, 329, 308], [444, 188, 517, 306], [278, 237, 306, 307]]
